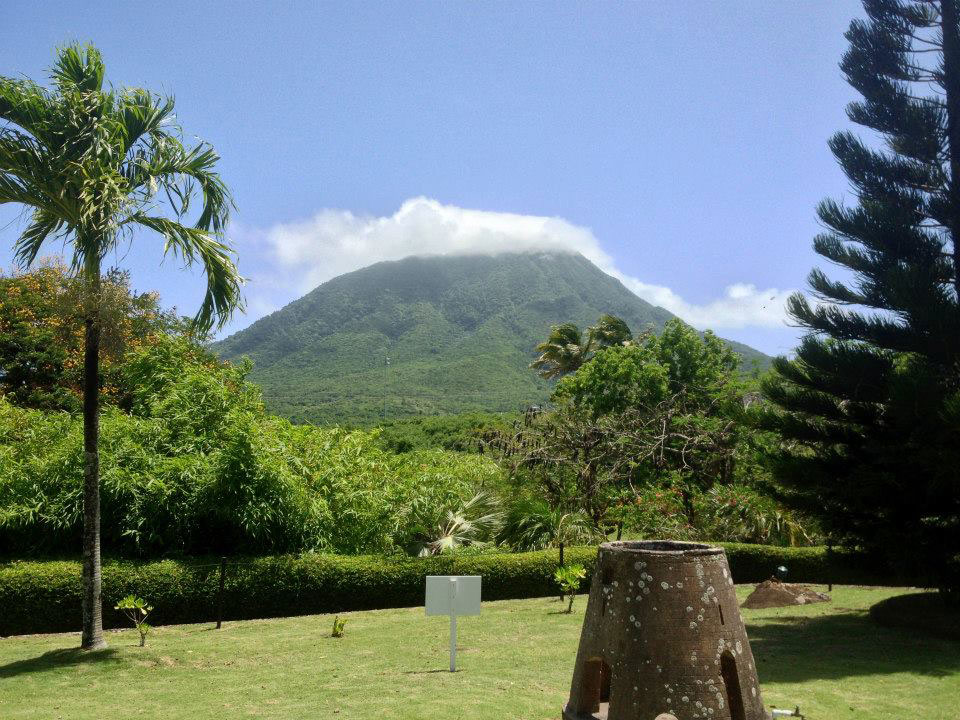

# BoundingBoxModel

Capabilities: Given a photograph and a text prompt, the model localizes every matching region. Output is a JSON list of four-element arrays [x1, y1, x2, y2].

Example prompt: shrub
[[0, 543, 898, 636]]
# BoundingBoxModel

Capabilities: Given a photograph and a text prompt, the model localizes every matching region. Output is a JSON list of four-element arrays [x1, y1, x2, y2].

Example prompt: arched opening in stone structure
[[577, 657, 612, 718], [720, 650, 746, 720]]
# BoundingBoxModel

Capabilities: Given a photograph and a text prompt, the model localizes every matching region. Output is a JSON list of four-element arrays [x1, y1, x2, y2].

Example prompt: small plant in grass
[[115, 595, 153, 647], [331, 615, 346, 638], [555, 564, 587, 613]]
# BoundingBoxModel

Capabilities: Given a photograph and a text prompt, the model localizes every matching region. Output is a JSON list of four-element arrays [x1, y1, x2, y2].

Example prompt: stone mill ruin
[[562, 541, 766, 720]]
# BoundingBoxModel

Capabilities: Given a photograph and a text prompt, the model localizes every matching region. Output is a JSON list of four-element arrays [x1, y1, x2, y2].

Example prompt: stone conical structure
[[562, 541, 766, 720]]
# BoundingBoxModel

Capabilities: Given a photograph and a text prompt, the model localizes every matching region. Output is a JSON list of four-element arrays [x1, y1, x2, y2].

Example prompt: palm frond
[[50, 44, 105, 94], [0, 76, 51, 137], [0, 172, 36, 207], [416, 492, 503, 556], [130, 139, 233, 233], [500, 498, 600, 551], [127, 214, 244, 330], [2, 43, 243, 329], [530, 323, 591, 378], [119, 89, 175, 154], [13, 210, 65, 268]]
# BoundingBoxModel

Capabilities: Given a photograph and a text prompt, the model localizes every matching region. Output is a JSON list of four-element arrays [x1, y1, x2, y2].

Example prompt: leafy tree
[[554, 319, 740, 417], [529, 314, 634, 379], [0, 261, 189, 410], [500, 319, 778, 531], [762, 0, 960, 597], [589, 314, 634, 349], [0, 45, 242, 647], [555, 320, 748, 520]]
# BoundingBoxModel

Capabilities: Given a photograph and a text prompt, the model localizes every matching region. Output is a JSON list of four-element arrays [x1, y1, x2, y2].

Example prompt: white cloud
[[245, 196, 793, 330], [615, 278, 794, 329]]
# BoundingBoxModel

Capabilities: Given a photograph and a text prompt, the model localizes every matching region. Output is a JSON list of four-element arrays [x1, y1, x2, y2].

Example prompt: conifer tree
[[763, 0, 960, 599]]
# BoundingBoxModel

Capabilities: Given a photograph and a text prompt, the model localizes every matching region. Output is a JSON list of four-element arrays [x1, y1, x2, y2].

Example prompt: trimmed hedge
[[0, 543, 898, 636]]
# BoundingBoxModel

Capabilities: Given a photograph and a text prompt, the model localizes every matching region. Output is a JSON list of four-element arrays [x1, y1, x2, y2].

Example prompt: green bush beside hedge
[[0, 543, 897, 636]]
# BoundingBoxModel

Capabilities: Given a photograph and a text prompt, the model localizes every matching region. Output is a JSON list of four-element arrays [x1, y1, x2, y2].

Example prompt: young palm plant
[[414, 492, 504, 556], [0, 45, 243, 649], [500, 497, 602, 566]]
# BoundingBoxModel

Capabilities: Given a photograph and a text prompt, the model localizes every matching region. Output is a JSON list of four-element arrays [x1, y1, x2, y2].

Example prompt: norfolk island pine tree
[[762, 0, 960, 599], [0, 45, 244, 648]]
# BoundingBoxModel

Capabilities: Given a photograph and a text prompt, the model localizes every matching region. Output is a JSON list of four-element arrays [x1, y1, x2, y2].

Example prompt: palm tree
[[530, 323, 592, 379], [0, 45, 243, 649], [529, 315, 633, 379], [500, 498, 601, 566], [414, 492, 504, 556]]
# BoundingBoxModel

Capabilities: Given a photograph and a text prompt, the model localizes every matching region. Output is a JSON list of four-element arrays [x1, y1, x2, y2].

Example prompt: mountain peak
[[215, 252, 767, 424]]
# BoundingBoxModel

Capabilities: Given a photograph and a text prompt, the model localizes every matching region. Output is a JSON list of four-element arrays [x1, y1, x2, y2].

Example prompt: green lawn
[[1, 586, 956, 719]]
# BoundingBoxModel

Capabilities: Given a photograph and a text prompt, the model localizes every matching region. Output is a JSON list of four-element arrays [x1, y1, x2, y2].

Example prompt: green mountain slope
[[214, 252, 769, 424]]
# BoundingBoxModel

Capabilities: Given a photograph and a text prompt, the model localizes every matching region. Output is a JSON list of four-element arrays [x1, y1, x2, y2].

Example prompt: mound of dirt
[[741, 578, 831, 609]]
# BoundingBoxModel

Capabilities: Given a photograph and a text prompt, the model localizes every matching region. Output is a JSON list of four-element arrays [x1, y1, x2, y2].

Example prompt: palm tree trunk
[[81, 270, 105, 650]]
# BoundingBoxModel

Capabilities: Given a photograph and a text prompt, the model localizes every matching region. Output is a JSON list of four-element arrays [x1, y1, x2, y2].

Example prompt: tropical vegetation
[[0, 261, 190, 411], [0, 296, 808, 565], [529, 313, 634, 379], [0, 335, 503, 558], [2, 0, 958, 651], [493, 317, 814, 547]]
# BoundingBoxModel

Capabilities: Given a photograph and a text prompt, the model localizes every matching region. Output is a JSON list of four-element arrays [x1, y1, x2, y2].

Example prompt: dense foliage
[[495, 319, 813, 547], [0, 335, 502, 557], [762, 0, 960, 596], [0, 543, 888, 636], [0, 262, 189, 411], [213, 252, 768, 424], [373, 411, 514, 453]]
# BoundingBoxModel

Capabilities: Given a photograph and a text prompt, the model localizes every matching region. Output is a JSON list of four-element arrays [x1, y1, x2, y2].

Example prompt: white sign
[[425, 575, 481, 616], [425, 575, 481, 671]]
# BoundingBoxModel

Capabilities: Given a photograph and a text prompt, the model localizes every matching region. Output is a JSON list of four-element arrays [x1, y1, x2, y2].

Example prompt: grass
[[0, 586, 956, 719]]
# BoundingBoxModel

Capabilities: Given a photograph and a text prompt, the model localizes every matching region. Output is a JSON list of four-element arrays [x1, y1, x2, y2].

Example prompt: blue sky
[[1, 1, 866, 356]]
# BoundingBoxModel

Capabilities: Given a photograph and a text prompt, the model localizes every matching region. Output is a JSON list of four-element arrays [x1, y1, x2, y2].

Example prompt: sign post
[[448, 578, 457, 672], [425, 575, 481, 672]]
